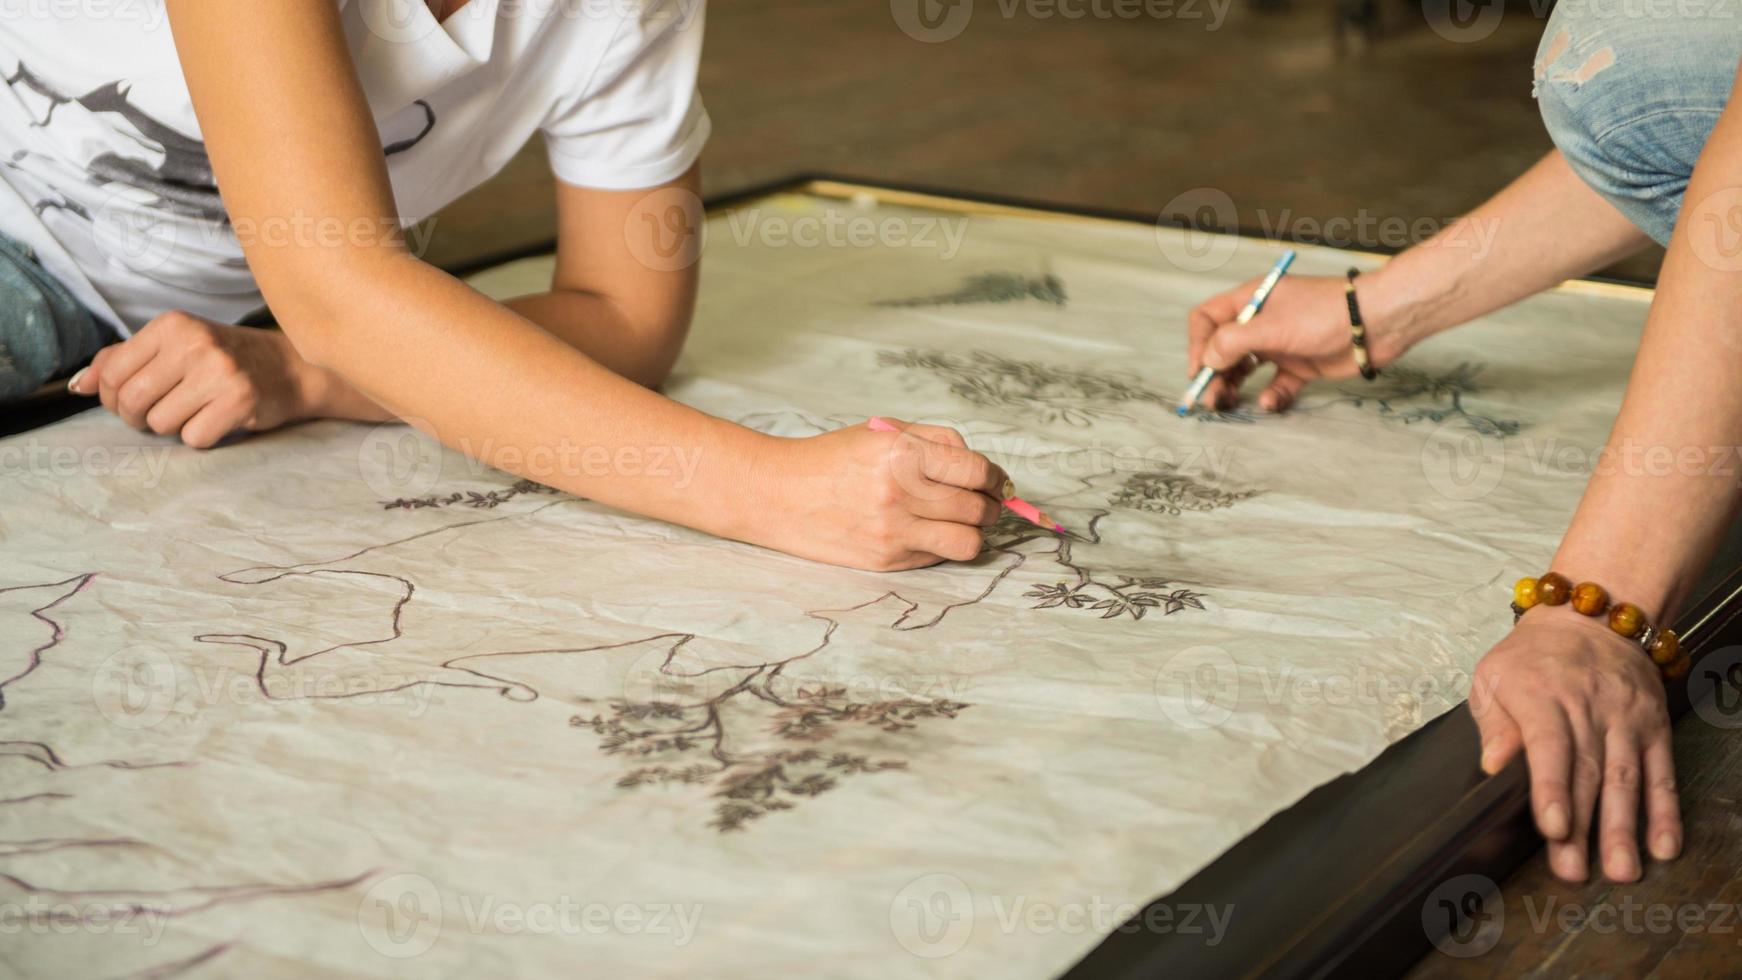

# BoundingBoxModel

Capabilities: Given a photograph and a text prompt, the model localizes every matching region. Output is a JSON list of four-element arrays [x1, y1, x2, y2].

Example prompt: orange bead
[[1649, 628, 1680, 667], [1537, 572, 1573, 606], [1571, 582, 1608, 616], [1607, 602, 1644, 639], [1513, 577, 1540, 610], [1663, 652, 1692, 680]]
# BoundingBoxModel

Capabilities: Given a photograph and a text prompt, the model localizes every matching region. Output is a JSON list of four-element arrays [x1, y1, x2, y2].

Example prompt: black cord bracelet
[[1344, 268, 1379, 380]]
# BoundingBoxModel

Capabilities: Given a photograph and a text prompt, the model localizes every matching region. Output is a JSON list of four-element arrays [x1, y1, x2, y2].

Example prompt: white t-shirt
[[0, 0, 709, 333]]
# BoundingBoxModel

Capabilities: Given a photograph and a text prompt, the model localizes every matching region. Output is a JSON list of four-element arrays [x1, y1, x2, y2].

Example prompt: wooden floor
[[1408, 697, 1742, 978], [421, 0, 1662, 282]]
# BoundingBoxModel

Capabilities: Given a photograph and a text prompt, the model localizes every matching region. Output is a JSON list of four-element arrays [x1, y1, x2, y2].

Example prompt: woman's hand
[[68, 310, 389, 447], [1468, 610, 1680, 883], [751, 418, 1010, 571], [1185, 273, 1406, 413]]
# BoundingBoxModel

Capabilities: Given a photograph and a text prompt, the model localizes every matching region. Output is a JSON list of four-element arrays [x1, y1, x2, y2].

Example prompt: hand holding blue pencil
[[1176, 249, 1296, 417]]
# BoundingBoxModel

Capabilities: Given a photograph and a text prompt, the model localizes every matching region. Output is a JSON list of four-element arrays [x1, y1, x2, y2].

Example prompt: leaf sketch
[[574, 671, 964, 833], [876, 272, 1066, 308], [1109, 469, 1261, 516], [1025, 578, 1205, 621], [878, 348, 1168, 426], [382, 478, 558, 511]]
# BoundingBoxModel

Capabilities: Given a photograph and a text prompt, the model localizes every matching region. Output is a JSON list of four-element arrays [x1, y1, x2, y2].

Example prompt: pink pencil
[[866, 417, 1065, 533]]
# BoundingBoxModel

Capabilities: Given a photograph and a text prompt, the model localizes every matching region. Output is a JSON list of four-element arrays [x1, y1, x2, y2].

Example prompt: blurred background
[[421, 0, 1661, 283]]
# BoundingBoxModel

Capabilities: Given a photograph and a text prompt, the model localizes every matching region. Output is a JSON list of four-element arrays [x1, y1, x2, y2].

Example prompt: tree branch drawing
[[0, 572, 97, 710], [562, 593, 970, 832]]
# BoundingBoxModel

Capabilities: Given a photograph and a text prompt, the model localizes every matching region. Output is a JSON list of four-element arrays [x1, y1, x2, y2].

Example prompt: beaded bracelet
[[1344, 269, 1379, 381], [1511, 572, 1689, 679]]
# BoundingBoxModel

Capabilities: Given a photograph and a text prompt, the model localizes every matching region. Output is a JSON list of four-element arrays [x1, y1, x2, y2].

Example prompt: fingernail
[[1652, 832, 1680, 860], [67, 367, 89, 394], [1000, 478, 1015, 500], [1479, 743, 1498, 774], [1609, 847, 1638, 881], [1258, 394, 1275, 413], [1543, 802, 1569, 839]]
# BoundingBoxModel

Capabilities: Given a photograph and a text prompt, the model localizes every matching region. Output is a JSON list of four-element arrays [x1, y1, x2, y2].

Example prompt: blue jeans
[[0, 231, 112, 403], [1535, 2, 1736, 245]]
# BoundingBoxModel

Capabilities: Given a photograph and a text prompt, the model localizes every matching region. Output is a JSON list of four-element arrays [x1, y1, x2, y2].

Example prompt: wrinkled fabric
[[0, 193, 1651, 977]]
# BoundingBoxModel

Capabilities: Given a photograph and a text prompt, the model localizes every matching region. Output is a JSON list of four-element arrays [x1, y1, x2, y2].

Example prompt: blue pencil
[[1176, 249, 1297, 417]]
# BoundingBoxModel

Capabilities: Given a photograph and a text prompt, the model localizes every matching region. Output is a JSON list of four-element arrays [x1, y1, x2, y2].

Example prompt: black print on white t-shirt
[[3, 60, 437, 227]]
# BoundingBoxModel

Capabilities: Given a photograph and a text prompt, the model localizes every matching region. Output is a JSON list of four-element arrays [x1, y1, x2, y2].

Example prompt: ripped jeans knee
[[1533, 1, 1739, 245]]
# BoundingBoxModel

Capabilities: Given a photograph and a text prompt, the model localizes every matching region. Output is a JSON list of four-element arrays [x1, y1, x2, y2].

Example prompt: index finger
[[917, 440, 1008, 498], [1187, 278, 1257, 377]]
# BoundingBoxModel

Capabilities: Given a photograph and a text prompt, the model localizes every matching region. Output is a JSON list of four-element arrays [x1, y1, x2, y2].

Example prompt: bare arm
[[1186, 150, 1652, 410], [501, 165, 702, 389], [1471, 70, 1742, 885], [160, 0, 1007, 570]]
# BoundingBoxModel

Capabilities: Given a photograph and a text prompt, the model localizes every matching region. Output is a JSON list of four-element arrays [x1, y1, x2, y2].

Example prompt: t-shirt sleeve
[[541, 0, 710, 190]]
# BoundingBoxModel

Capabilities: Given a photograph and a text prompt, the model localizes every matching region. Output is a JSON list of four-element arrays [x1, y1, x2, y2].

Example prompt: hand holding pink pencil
[[867, 416, 1064, 533]]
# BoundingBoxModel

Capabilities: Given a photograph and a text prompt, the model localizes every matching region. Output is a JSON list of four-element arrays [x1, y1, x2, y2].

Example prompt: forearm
[[1549, 114, 1742, 624], [1362, 151, 1650, 361], [504, 290, 686, 389], [296, 253, 767, 539]]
